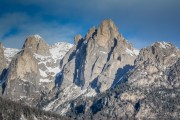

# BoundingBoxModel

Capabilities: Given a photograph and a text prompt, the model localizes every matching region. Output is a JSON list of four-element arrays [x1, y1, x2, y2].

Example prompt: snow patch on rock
[[126, 48, 139, 56], [33, 34, 42, 39], [4, 48, 20, 63], [50, 42, 73, 60]]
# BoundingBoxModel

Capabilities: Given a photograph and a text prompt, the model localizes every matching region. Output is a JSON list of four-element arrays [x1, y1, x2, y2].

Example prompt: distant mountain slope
[[1, 35, 73, 106], [65, 42, 180, 120]]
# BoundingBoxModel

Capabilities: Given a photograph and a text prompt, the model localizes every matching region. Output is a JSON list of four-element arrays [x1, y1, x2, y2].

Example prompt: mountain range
[[0, 19, 179, 120]]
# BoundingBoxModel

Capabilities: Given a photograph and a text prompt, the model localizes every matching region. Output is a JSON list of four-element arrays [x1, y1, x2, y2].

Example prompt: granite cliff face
[[4, 35, 47, 105], [2, 35, 73, 106], [22, 35, 50, 56], [59, 19, 138, 92], [42, 19, 139, 115], [5, 48, 40, 105], [0, 43, 6, 96], [168, 58, 180, 87], [66, 42, 180, 120], [0, 43, 6, 75]]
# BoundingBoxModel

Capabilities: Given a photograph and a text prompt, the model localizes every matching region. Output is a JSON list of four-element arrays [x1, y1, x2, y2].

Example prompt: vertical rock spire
[[0, 42, 6, 96], [22, 35, 50, 56], [0, 43, 6, 75], [58, 19, 137, 92]]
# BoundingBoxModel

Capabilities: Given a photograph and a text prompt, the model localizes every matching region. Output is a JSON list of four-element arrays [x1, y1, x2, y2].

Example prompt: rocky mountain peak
[[74, 34, 83, 45], [0, 43, 4, 57], [85, 26, 97, 40], [128, 41, 180, 88], [1, 39, 42, 83], [0, 43, 6, 96], [22, 35, 50, 56], [59, 19, 137, 91], [0, 43, 6, 74], [44, 19, 139, 113], [8, 49, 39, 79], [95, 19, 121, 48], [135, 41, 180, 69], [97, 19, 119, 37], [64, 41, 180, 119], [2, 39, 73, 106]]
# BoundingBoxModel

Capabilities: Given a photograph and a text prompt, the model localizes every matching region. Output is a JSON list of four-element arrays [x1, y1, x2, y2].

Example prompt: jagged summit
[[42, 19, 139, 114], [64, 41, 180, 120], [74, 34, 83, 45], [99, 19, 118, 30], [0, 42, 6, 78], [97, 19, 119, 38], [22, 35, 50, 55], [0, 43, 6, 96], [151, 41, 173, 49], [136, 41, 180, 69], [129, 41, 180, 88], [2, 35, 73, 106], [83, 19, 123, 49], [60, 19, 137, 90]]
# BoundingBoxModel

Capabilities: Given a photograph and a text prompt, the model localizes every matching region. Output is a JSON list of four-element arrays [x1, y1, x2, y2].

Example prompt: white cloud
[[0, 13, 30, 38], [0, 12, 82, 48], [0, 0, 180, 48]]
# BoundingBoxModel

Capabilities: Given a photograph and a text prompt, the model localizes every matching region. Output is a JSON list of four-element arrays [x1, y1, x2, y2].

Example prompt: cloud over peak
[[0, 0, 180, 48]]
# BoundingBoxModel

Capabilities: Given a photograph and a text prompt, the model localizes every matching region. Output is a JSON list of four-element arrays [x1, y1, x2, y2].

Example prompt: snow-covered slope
[[2, 42, 73, 69], [2, 39, 73, 106], [34, 42, 73, 90], [126, 48, 139, 56], [50, 42, 73, 60], [4, 47, 20, 65]]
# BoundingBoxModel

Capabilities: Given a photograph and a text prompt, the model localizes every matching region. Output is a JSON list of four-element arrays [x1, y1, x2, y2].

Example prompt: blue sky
[[0, 0, 180, 49]]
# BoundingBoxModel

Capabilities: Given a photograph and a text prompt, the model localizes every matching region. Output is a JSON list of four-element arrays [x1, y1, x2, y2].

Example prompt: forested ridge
[[0, 97, 68, 120]]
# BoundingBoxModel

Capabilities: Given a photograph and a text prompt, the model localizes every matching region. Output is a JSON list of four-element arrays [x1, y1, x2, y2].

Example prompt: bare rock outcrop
[[42, 19, 138, 115], [129, 42, 180, 87], [4, 35, 50, 106], [3, 35, 73, 107], [135, 42, 180, 69], [0, 43, 6, 75], [22, 35, 50, 56], [168, 58, 180, 87], [5, 48, 40, 106], [0, 43, 6, 96], [59, 19, 138, 92], [74, 34, 83, 45], [65, 42, 180, 120]]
